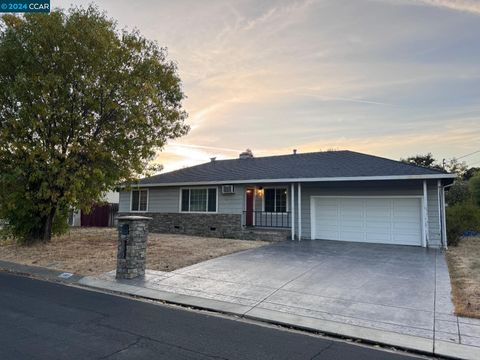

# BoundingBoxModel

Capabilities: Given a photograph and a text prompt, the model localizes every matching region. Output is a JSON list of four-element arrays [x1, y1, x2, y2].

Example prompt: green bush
[[445, 181, 471, 206], [470, 174, 480, 207], [446, 203, 480, 246]]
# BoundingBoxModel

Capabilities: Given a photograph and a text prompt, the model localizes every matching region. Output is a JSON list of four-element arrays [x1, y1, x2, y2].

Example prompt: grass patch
[[446, 236, 480, 318], [0, 227, 267, 276]]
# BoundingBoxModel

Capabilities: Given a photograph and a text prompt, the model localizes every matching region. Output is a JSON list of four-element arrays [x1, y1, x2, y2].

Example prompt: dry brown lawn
[[0, 227, 267, 276], [446, 236, 480, 318]]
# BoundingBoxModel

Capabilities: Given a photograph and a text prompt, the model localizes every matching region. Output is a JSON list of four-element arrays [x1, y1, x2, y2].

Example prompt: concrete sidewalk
[[79, 241, 480, 359]]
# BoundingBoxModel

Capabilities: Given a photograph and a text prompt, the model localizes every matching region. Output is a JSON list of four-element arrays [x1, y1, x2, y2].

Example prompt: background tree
[[444, 158, 468, 178], [400, 153, 443, 170], [464, 167, 480, 181], [445, 181, 471, 206], [400, 153, 468, 177], [470, 174, 480, 207], [0, 7, 189, 244]]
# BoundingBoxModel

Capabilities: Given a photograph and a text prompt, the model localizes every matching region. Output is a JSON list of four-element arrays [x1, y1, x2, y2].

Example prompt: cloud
[[242, 0, 316, 31], [54, 0, 480, 172], [414, 0, 480, 15]]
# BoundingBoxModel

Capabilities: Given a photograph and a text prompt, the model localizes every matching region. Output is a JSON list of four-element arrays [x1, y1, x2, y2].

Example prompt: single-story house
[[118, 150, 455, 248]]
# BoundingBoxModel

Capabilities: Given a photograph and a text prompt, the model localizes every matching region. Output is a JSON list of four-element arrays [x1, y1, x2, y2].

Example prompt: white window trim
[[262, 186, 289, 214], [179, 187, 219, 214], [130, 189, 149, 212]]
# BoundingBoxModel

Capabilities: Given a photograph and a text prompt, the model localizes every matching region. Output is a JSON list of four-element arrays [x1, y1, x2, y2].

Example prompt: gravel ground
[[447, 236, 480, 318]]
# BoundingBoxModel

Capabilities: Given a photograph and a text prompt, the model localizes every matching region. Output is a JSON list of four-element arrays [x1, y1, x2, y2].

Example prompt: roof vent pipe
[[239, 149, 254, 159], [293, 149, 297, 155]]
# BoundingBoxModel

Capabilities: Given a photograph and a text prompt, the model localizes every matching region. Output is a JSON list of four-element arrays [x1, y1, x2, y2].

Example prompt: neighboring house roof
[[135, 150, 455, 186]]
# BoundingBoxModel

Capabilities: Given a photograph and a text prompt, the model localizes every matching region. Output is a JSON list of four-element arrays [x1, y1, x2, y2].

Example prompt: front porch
[[242, 210, 291, 228], [241, 184, 297, 240]]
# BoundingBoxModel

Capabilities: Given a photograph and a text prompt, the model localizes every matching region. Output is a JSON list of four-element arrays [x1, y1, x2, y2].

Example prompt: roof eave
[[123, 174, 456, 188]]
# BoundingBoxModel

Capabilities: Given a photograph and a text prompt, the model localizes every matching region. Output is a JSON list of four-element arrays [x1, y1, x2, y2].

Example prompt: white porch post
[[423, 180, 429, 247], [298, 183, 302, 241], [291, 183, 295, 240]]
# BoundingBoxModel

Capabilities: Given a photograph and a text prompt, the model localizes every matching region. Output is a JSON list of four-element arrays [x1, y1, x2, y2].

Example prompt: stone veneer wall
[[116, 217, 149, 279], [117, 212, 290, 242]]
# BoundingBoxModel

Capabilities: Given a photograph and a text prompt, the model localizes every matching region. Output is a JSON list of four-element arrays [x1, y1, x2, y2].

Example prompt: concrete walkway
[[80, 240, 480, 359]]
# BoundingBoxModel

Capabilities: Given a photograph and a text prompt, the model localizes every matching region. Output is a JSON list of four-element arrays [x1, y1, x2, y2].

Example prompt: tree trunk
[[26, 207, 56, 244], [41, 208, 56, 243]]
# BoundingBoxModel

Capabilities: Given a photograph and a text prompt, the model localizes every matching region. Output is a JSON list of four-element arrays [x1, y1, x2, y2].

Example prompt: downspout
[[437, 180, 444, 249], [291, 183, 295, 240], [298, 183, 302, 241], [423, 180, 429, 247], [441, 182, 455, 250]]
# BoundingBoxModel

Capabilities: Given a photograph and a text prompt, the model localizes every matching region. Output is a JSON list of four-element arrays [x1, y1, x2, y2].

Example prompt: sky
[[55, 0, 480, 172]]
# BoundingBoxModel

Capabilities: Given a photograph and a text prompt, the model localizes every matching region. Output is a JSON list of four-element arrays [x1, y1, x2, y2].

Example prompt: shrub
[[446, 203, 480, 246], [470, 174, 480, 207], [445, 181, 471, 206]]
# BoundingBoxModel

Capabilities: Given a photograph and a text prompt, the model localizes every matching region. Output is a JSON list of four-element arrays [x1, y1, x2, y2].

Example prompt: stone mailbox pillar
[[116, 216, 152, 280]]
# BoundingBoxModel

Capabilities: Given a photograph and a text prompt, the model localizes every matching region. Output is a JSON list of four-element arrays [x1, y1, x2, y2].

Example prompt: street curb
[[0, 260, 83, 284], [435, 340, 480, 360]]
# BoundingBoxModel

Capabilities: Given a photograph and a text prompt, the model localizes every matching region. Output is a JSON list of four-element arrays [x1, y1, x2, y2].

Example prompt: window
[[264, 188, 287, 212], [131, 189, 148, 211], [181, 188, 217, 212]]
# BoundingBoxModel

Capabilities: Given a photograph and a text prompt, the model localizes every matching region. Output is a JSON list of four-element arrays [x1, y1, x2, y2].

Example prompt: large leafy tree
[[0, 7, 189, 243]]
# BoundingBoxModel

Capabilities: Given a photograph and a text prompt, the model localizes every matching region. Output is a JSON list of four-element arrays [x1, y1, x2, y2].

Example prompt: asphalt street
[[0, 272, 425, 360]]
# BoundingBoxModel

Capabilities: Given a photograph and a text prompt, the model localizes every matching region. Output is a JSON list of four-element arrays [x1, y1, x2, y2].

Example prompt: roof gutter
[[122, 174, 456, 188]]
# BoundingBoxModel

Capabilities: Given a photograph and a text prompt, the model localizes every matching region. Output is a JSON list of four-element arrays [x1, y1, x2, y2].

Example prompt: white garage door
[[311, 197, 422, 246]]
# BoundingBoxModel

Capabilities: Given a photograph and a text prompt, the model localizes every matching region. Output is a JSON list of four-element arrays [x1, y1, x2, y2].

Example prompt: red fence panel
[[81, 204, 111, 227]]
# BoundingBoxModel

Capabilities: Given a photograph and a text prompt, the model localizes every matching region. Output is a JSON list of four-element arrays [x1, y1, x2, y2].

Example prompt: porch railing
[[243, 211, 291, 228]]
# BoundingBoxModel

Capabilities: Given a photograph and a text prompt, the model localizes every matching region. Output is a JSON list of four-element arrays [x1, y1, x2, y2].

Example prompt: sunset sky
[[57, 0, 480, 172]]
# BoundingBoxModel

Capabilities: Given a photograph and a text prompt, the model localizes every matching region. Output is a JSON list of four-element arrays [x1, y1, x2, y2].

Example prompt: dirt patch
[[0, 227, 268, 276], [446, 236, 480, 318]]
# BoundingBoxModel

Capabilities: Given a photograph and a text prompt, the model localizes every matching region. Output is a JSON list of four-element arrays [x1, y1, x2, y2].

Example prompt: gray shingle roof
[[138, 150, 451, 185]]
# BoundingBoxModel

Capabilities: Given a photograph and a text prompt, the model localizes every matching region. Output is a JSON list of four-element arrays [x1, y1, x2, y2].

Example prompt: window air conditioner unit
[[222, 185, 235, 194]]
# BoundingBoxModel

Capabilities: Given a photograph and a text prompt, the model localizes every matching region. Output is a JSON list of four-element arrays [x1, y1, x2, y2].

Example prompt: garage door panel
[[366, 233, 392, 242], [312, 197, 422, 246], [316, 230, 339, 240], [366, 210, 390, 218], [316, 225, 338, 233], [393, 209, 420, 217], [339, 230, 364, 242], [340, 218, 364, 227], [365, 222, 391, 231], [393, 222, 421, 232], [316, 210, 338, 216], [393, 234, 419, 243]]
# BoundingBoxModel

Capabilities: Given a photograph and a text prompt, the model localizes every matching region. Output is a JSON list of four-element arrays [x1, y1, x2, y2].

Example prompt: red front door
[[245, 189, 254, 226]]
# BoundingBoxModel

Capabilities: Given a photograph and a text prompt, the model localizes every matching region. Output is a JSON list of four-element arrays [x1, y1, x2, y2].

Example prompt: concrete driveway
[[82, 240, 480, 358]]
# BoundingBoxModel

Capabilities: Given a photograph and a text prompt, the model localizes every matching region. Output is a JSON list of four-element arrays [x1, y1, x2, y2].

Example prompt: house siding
[[119, 179, 445, 247], [427, 182, 442, 247], [149, 187, 179, 212], [218, 184, 245, 213], [119, 191, 130, 212], [121, 186, 246, 214]]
